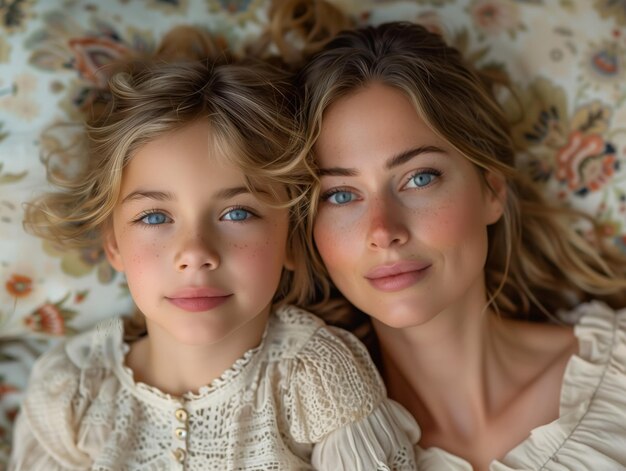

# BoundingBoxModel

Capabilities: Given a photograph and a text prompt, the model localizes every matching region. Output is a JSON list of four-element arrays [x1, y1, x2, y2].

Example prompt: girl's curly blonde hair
[[24, 27, 313, 335]]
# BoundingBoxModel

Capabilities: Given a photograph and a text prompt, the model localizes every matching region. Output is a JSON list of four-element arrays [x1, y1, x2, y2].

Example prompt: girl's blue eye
[[406, 171, 439, 189], [141, 212, 169, 225], [222, 208, 252, 221], [326, 190, 356, 205]]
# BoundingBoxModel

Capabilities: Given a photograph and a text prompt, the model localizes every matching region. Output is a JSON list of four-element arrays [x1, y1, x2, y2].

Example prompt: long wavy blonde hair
[[24, 27, 312, 336], [296, 21, 626, 325]]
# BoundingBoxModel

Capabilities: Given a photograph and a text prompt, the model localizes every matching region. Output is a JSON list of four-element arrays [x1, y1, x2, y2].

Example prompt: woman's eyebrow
[[317, 145, 446, 177], [317, 167, 358, 177], [385, 145, 446, 170]]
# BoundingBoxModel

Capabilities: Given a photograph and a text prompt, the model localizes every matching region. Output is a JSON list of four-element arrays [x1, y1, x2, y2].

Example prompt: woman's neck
[[126, 310, 269, 397], [374, 298, 496, 441], [374, 294, 577, 469]]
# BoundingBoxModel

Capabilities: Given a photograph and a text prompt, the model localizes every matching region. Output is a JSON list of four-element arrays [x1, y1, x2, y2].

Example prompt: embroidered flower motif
[[469, 0, 524, 38], [594, 0, 626, 26], [28, 12, 151, 120], [23, 293, 77, 336], [504, 79, 619, 196], [211, 0, 255, 13], [5, 274, 32, 298], [556, 131, 618, 195], [1, 0, 35, 32], [0, 378, 17, 399], [0, 35, 10, 62], [43, 240, 116, 283], [68, 37, 130, 88], [583, 41, 626, 87], [74, 289, 89, 304], [0, 72, 40, 121]]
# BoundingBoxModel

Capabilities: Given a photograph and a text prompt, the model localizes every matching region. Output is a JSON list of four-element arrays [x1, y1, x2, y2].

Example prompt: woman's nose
[[175, 232, 220, 272], [366, 197, 409, 250]]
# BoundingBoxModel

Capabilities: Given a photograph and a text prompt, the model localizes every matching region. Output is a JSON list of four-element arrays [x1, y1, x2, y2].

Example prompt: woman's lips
[[365, 261, 431, 292], [166, 288, 232, 312]]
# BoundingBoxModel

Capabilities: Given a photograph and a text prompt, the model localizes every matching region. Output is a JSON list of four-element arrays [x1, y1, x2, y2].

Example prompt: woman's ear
[[484, 171, 506, 225], [103, 226, 124, 272]]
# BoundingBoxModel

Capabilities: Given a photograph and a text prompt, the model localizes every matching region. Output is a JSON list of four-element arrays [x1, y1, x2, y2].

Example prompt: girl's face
[[104, 121, 292, 345], [313, 84, 504, 328]]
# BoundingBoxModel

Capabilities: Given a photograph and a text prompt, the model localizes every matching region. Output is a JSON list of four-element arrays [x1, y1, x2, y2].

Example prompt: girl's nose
[[175, 233, 220, 272], [366, 197, 409, 250]]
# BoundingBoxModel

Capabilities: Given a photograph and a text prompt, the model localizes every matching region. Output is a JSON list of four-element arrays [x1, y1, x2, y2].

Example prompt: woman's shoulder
[[498, 301, 626, 469]]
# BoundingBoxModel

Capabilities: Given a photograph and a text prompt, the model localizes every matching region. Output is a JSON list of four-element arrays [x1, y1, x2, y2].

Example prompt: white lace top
[[10, 305, 419, 471], [413, 302, 626, 470]]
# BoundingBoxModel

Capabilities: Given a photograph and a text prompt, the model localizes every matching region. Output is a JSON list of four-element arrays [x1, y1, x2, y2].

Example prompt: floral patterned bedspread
[[1, 0, 625, 465]]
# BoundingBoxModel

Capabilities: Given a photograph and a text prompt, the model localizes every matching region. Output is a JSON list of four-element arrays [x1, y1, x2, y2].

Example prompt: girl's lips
[[166, 295, 232, 312], [365, 261, 432, 292]]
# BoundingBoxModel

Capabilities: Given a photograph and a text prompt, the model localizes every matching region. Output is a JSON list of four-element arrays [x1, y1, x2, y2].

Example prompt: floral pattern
[[1, 0, 625, 465], [23, 293, 78, 336], [5, 274, 32, 299], [594, 0, 626, 26]]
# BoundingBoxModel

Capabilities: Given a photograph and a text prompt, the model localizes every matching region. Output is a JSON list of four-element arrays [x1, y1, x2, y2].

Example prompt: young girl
[[297, 20, 626, 471], [10, 31, 418, 470]]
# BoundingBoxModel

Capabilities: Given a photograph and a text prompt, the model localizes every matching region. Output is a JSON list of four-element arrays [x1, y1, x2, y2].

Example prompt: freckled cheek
[[419, 200, 486, 249], [121, 234, 166, 276], [313, 215, 358, 266], [226, 233, 288, 269]]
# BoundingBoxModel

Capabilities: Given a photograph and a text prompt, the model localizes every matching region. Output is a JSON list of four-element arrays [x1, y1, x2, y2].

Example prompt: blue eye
[[325, 190, 357, 205], [141, 212, 170, 225], [222, 208, 252, 221], [406, 171, 439, 189]]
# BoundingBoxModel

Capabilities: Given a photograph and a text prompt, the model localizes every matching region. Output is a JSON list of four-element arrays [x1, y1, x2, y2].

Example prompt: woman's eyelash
[[320, 188, 350, 201], [405, 168, 442, 187]]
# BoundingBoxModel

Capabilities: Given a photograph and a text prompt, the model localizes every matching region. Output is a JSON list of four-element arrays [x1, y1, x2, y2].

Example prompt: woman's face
[[313, 83, 504, 328]]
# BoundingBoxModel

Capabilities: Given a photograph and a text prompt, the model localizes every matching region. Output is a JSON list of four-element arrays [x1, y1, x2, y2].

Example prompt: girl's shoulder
[[25, 316, 124, 391], [14, 317, 125, 468], [268, 305, 386, 442]]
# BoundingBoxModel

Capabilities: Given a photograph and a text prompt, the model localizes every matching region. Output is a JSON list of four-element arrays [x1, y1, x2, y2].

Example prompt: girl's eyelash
[[131, 209, 166, 225], [221, 205, 260, 221]]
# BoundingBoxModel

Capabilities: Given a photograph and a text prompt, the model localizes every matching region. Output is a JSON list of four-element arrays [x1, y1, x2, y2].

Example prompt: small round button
[[175, 408, 188, 422], [174, 427, 188, 440], [172, 447, 186, 463]]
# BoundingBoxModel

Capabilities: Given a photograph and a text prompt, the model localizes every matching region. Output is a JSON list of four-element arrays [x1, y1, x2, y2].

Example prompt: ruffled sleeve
[[284, 324, 419, 469], [312, 399, 420, 471], [495, 301, 626, 470], [285, 326, 386, 443], [9, 321, 122, 470], [9, 341, 91, 470]]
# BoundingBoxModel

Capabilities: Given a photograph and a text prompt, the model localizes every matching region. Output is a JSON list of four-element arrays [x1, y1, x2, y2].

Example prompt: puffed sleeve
[[9, 340, 93, 470], [285, 325, 419, 469], [312, 399, 421, 470]]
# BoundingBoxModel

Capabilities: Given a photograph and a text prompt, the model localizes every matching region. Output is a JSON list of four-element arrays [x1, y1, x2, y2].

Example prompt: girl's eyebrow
[[121, 190, 173, 204], [317, 145, 446, 177], [214, 186, 251, 199], [121, 187, 266, 204]]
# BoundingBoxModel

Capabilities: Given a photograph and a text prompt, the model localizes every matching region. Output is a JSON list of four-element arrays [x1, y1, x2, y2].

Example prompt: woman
[[297, 21, 626, 470]]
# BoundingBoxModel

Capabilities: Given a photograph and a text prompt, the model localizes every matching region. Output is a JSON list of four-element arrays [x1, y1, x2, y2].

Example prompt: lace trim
[[115, 321, 270, 403]]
